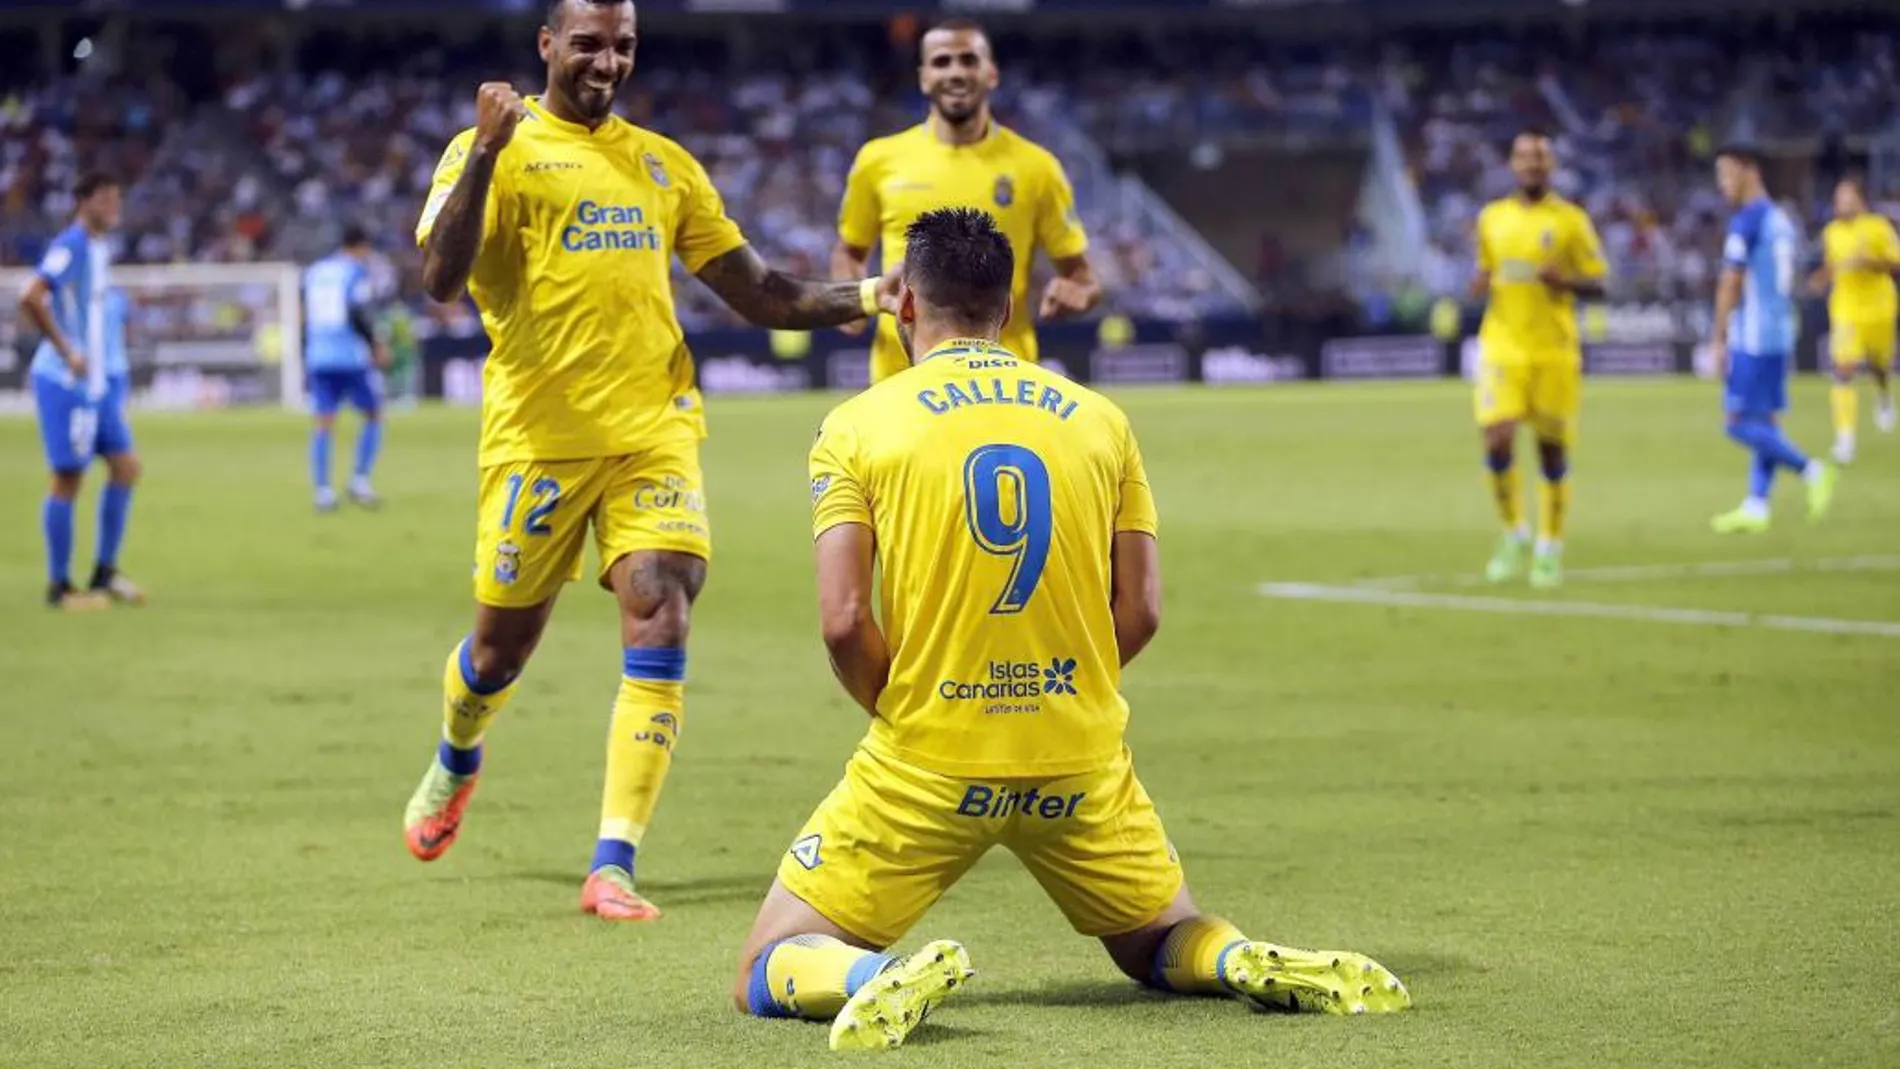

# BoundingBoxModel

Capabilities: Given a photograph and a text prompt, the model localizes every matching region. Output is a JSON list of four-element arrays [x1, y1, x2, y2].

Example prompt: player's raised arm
[[418, 83, 524, 302], [696, 244, 900, 331]]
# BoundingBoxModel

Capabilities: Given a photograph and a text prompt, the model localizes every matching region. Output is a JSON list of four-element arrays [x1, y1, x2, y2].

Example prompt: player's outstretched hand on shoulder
[[475, 82, 527, 153]]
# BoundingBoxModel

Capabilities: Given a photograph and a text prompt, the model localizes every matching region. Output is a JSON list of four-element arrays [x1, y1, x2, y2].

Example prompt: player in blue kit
[[303, 226, 389, 512], [17, 173, 145, 609], [1707, 147, 1838, 533]]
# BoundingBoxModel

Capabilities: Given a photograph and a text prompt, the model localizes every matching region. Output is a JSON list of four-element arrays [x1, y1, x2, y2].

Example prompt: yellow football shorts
[[472, 436, 711, 609], [1474, 359, 1581, 445], [1831, 318, 1897, 372], [776, 745, 1185, 948]]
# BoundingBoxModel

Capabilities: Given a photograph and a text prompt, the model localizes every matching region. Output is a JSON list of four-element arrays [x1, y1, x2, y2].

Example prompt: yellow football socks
[[1154, 915, 1249, 995], [441, 638, 518, 753], [1487, 465, 1523, 530], [595, 650, 686, 864], [747, 935, 896, 1019], [1832, 383, 1858, 440]]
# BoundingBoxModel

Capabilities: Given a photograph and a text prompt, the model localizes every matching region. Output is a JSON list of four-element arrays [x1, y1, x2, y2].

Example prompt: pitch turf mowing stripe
[[1348, 554, 1900, 590], [1258, 581, 1900, 639]]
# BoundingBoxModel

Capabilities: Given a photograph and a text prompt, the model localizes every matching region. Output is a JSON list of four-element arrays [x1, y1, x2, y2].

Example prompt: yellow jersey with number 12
[[839, 124, 1089, 383], [1822, 213, 1900, 326], [1475, 194, 1607, 366], [809, 339, 1156, 779], [418, 97, 747, 466]]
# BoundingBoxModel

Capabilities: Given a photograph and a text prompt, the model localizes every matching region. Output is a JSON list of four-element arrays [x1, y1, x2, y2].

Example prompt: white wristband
[[859, 277, 880, 318]]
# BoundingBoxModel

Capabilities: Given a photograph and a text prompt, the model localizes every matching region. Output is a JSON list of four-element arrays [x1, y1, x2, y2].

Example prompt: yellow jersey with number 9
[[839, 124, 1089, 382], [1475, 194, 1607, 366], [418, 97, 747, 466], [809, 339, 1156, 779]]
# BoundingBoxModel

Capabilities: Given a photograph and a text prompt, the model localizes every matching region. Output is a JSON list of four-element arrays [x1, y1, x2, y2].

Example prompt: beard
[[932, 89, 983, 125], [567, 75, 619, 120]]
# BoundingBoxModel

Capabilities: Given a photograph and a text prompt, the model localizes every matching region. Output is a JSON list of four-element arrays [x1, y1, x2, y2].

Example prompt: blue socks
[[1725, 419, 1809, 474], [591, 838, 635, 875], [311, 426, 334, 491], [43, 496, 74, 584], [1749, 452, 1776, 501], [98, 483, 132, 569], [437, 738, 482, 776], [354, 420, 383, 479]]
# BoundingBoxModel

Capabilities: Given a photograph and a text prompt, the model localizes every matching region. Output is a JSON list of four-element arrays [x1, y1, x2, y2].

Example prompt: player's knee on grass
[[1101, 885, 1201, 987], [613, 551, 706, 648]]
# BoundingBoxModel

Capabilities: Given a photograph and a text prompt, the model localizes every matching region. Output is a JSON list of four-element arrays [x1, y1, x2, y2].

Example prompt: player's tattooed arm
[[696, 245, 899, 330], [420, 149, 499, 302]]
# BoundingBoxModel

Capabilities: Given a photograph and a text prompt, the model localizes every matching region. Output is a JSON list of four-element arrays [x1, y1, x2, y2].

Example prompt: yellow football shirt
[[839, 123, 1090, 382], [1823, 213, 1899, 326], [418, 97, 747, 466], [809, 339, 1156, 778], [1475, 194, 1607, 366]]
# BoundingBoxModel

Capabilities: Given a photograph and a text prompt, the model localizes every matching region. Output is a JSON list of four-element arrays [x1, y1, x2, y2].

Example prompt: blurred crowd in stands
[[2, 16, 1896, 333]]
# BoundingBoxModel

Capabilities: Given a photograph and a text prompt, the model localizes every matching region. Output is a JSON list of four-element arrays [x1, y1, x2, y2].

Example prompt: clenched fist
[[474, 82, 527, 153]]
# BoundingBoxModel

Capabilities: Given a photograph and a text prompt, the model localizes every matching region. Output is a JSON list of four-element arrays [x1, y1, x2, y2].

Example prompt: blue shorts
[[309, 368, 382, 417], [1725, 352, 1788, 417], [33, 373, 133, 474]]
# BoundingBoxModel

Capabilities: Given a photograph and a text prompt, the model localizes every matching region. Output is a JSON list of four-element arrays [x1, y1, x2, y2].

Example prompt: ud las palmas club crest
[[993, 174, 1014, 208], [644, 152, 671, 189]]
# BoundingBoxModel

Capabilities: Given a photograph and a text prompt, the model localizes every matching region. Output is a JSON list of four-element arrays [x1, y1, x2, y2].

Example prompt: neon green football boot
[[1710, 505, 1771, 534], [1219, 941, 1412, 1016], [829, 940, 974, 1051], [1806, 462, 1839, 523], [1485, 531, 1528, 583]]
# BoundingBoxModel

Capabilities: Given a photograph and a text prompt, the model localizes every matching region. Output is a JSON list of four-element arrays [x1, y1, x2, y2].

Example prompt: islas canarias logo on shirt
[[561, 199, 663, 253], [938, 657, 1078, 707]]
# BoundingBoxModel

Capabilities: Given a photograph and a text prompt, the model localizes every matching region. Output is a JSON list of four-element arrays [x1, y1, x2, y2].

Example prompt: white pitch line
[[1257, 582, 1900, 639], [1351, 554, 1900, 590]]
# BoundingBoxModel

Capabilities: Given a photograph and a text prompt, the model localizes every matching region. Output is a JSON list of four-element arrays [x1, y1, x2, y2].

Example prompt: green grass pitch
[[3, 379, 1896, 1067]]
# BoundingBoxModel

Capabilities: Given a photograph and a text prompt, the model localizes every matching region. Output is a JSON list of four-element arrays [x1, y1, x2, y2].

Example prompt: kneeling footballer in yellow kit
[[730, 209, 1412, 1052]]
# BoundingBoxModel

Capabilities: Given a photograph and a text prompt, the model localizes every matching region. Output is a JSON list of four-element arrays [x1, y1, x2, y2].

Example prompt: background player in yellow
[[730, 209, 1409, 1052], [831, 18, 1101, 384], [1808, 177, 1899, 464], [1470, 129, 1608, 589], [401, 0, 899, 923]]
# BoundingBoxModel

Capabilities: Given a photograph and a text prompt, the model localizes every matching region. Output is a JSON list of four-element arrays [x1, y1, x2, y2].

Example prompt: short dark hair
[[1507, 127, 1551, 153], [922, 17, 990, 58], [547, 0, 631, 29], [74, 172, 118, 202], [341, 224, 371, 249], [1716, 144, 1763, 169], [1839, 174, 1867, 198], [903, 208, 1014, 331]]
